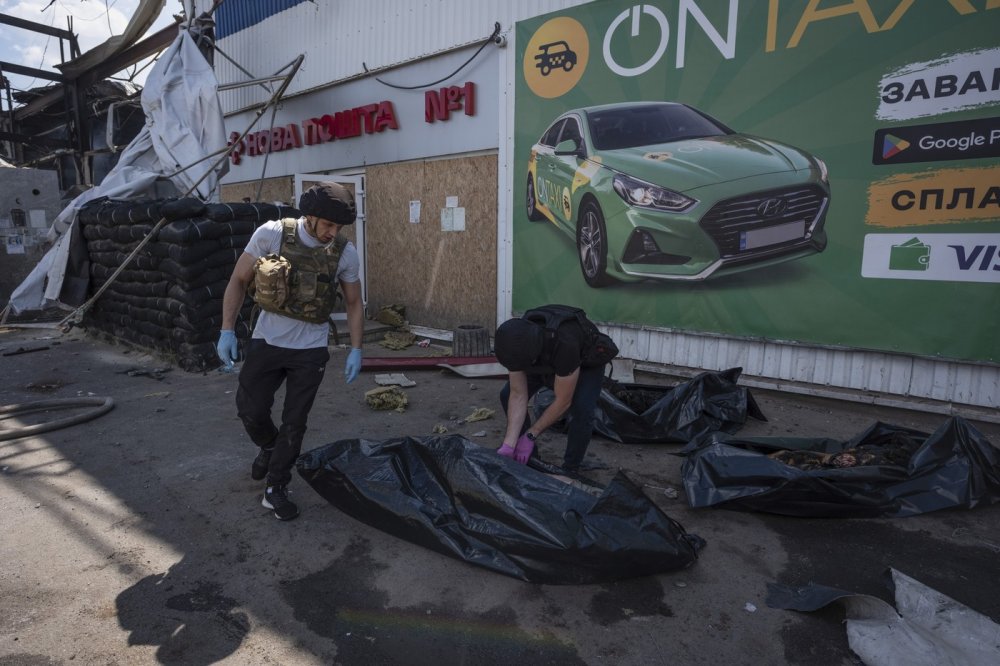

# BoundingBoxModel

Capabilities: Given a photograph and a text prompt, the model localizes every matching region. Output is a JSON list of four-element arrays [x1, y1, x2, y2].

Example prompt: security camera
[[494, 34, 507, 48]]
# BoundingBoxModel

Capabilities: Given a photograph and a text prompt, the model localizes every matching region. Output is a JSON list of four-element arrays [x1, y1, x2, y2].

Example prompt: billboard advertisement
[[512, 0, 1000, 364]]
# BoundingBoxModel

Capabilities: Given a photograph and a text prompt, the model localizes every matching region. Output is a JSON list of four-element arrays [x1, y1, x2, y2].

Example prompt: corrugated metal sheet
[[605, 325, 999, 413], [196, 0, 588, 114]]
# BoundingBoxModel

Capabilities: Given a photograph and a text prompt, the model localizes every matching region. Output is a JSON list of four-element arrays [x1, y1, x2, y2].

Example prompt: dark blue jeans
[[236, 339, 329, 486], [499, 363, 605, 470]]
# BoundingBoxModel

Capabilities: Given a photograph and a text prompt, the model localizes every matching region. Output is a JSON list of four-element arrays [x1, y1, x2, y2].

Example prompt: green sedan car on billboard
[[525, 102, 831, 287]]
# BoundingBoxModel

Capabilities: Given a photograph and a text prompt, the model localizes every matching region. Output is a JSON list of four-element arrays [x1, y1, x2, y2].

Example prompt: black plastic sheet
[[535, 368, 766, 444], [681, 417, 1000, 517], [297, 435, 705, 584]]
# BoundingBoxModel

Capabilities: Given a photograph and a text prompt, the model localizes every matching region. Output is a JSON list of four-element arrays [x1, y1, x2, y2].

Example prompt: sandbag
[[173, 266, 233, 291], [159, 249, 241, 281], [88, 251, 159, 271], [167, 282, 227, 307], [157, 218, 257, 244], [77, 196, 286, 372], [160, 197, 207, 220], [204, 202, 298, 222], [103, 279, 169, 298]]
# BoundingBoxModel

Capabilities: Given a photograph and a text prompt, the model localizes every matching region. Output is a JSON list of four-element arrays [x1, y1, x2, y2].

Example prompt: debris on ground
[[2, 345, 50, 356], [380, 331, 416, 350], [374, 373, 416, 387], [364, 386, 408, 412], [644, 483, 679, 499], [121, 367, 172, 380], [439, 361, 505, 377], [462, 407, 494, 423], [25, 380, 68, 393], [767, 568, 1000, 666], [375, 304, 407, 327], [432, 424, 448, 434]]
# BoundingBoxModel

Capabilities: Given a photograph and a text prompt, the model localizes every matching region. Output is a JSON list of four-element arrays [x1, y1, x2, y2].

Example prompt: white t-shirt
[[242, 217, 360, 349]]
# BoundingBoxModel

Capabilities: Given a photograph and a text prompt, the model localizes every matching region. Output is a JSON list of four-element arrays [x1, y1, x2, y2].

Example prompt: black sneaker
[[262, 485, 299, 521], [251, 448, 272, 481]]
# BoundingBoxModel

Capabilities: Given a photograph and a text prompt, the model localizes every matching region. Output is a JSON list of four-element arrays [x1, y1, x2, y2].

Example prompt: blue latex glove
[[497, 443, 515, 460], [345, 347, 363, 383], [514, 433, 535, 464], [216, 330, 238, 370]]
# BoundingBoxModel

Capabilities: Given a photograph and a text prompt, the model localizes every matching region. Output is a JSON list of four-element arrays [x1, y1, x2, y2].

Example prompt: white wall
[[220, 44, 498, 182], [196, 0, 590, 115]]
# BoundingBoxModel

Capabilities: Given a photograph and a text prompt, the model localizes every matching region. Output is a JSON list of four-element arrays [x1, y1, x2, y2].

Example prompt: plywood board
[[366, 155, 497, 333], [220, 177, 294, 207]]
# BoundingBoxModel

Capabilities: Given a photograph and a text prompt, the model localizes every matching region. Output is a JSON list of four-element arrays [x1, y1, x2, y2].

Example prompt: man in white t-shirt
[[217, 182, 364, 520]]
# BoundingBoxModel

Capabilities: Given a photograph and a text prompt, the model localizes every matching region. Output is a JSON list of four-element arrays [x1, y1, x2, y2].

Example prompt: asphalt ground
[[1, 324, 998, 665]]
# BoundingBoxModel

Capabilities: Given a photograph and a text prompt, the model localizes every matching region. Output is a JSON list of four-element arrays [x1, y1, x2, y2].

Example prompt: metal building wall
[[197, 0, 589, 114], [193, 0, 1000, 415], [608, 326, 999, 415]]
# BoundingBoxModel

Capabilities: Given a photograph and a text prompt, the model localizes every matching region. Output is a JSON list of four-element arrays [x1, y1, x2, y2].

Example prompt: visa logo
[[951, 244, 1000, 271]]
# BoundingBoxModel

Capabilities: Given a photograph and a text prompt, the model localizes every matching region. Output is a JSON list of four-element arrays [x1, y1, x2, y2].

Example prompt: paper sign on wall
[[441, 207, 466, 232], [5, 234, 26, 254], [29, 210, 48, 229]]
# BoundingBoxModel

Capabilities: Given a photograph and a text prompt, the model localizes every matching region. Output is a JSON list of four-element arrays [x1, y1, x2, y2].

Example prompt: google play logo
[[882, 134, 910, 159], [873, 118, 998, 165]]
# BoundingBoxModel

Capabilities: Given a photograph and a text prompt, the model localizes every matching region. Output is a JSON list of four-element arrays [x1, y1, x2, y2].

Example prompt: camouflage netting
[[79, 197, 300, 371]]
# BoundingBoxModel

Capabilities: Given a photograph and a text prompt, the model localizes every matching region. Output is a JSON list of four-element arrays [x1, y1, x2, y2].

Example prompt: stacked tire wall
[[79, 198, 299, 371]]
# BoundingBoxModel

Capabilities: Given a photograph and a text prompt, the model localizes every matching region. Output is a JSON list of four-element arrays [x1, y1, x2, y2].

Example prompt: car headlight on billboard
[[612, 174, 696, 212], [814, 157, 829, 183]]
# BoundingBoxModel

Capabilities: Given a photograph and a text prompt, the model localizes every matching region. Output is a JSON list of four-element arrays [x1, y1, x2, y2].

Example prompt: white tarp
[[767, 568, 1000, 666], [9, 26, 227, 315]]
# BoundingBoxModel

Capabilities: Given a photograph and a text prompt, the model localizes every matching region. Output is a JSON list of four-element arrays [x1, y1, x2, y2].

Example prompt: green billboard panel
[[513, 0, 1000, 364]]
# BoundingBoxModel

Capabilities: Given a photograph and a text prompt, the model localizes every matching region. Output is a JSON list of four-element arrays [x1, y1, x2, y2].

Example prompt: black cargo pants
[[236, 339, 329, 487]]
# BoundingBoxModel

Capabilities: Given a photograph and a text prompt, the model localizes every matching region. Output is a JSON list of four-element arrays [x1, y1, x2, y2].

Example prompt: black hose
[[0, 397, 116, 442]]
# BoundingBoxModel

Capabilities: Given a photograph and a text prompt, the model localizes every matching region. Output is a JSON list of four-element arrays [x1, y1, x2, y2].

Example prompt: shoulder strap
[[325, 235, 348, 276], [524, 304, 583, 331], [279, 217, 298, 254]]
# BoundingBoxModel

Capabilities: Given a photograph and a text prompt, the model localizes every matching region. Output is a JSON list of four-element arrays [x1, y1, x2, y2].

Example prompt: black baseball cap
[[494, 318, 544, 371]]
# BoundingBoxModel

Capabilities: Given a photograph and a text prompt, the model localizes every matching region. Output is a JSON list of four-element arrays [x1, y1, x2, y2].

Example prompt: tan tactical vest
[[252, 218, 347, 324]]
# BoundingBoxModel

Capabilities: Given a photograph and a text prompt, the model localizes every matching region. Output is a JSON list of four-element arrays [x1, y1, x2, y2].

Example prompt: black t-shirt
[[526, 320, 588, 377]]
